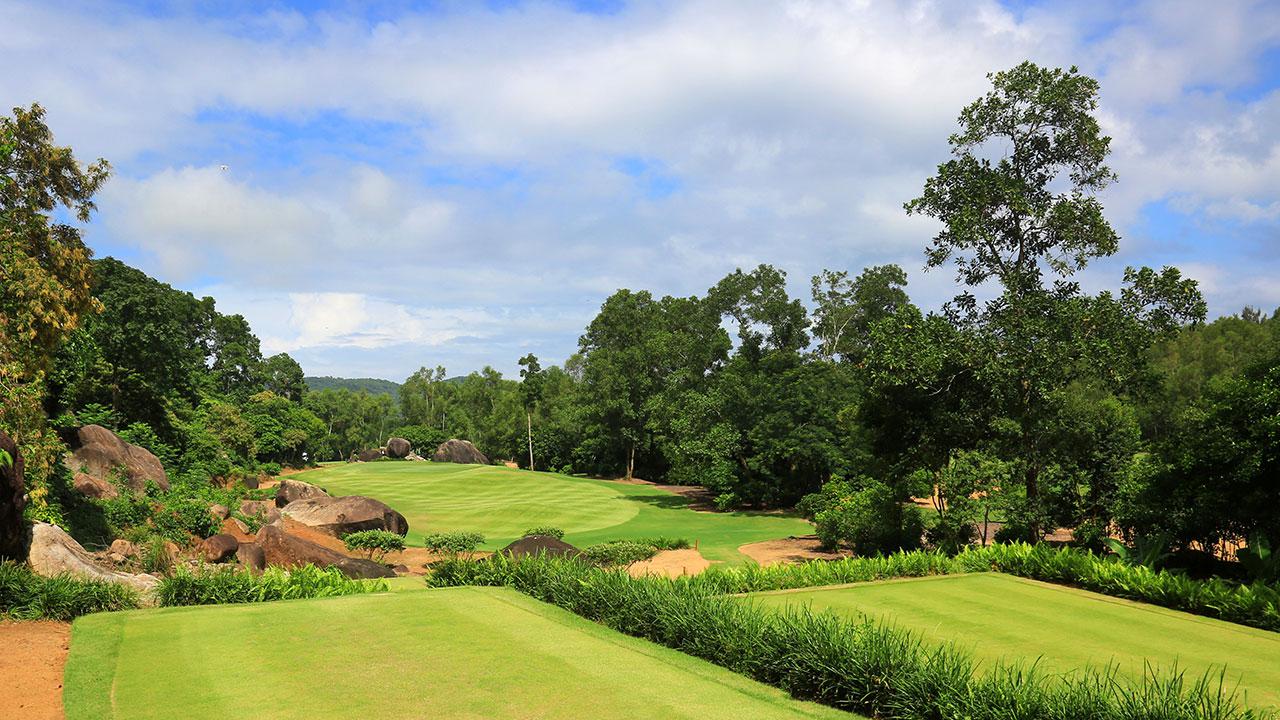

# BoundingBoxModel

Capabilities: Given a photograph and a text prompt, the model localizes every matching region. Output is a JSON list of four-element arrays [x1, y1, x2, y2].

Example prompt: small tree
[[343, 530, 406, 562], [518, 353, 544, 471]]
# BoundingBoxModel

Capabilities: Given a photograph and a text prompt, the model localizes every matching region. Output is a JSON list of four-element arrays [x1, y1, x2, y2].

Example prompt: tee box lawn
[[64, 586, 853, 720], [747, 572, 1280, 711], [298, 461, 813, 562]]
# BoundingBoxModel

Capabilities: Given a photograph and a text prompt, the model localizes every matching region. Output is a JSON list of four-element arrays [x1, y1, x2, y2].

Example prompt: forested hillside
[[303, 376, 400, 398]]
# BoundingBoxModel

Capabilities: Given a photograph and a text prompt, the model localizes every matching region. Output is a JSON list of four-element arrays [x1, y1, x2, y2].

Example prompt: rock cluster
[[64, 424, 170, 494], [27, 522, 159, 593]]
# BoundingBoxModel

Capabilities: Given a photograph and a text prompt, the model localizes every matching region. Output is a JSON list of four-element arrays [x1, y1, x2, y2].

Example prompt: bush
[[259, 462, 282, 476], [428, 555, 1266, 720], [583, 541, 657, 566], [521, 526, 565, 539], [637, 536, 691, 551], [139, 534, 175, 575], [157, 564, 385, 606], [423, 531, 485, 557], [812, 479, 922, 555], [0, 561, 139, 620], [343, 530, 405, 561]]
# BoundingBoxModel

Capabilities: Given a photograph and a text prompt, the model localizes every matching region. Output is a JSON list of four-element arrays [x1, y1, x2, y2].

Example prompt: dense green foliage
[[156, 564, 385, 606], [429, 555, 1269, 720], [0, 560, 139, 620], [303, 375, 401, 398], [423, 531, 485, 556], [583, 540, 659, 566], [342, 529, 406, 561], [522, 525, 565, 539]]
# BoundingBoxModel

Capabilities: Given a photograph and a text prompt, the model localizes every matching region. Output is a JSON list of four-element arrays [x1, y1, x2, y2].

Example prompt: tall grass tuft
[[429, 555, 1271, 720], [0, 560, 139, 620], [157, 564, 386, 606]]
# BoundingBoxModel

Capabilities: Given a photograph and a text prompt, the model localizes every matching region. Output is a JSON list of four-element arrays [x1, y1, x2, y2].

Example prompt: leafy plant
[[1105, 532, 1173, 569], [139, 534, 174, 575], [1239, 535, 1279, 583], [522, 526, 565, 539], [157, 564, 384, 606], [0, 561, 139, 620], [343, 530, 405, 562], [423, 531, 485, 559], [583, 541, 656, 567]]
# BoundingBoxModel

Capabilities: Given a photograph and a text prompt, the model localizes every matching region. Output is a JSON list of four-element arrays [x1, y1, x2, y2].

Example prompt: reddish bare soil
[[628, 548, 712, 578], [738, 535, 851, 565], [0, 621, 69, 720]]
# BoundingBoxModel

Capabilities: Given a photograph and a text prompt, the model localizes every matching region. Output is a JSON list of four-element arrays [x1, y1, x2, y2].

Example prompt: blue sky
[[3, 0, 1279, 380]]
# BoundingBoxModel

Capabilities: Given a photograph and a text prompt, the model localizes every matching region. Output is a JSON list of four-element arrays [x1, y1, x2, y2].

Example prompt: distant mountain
[[304, 376, 401, 398]]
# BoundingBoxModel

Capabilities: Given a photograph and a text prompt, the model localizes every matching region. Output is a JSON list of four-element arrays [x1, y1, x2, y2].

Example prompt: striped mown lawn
[[296, 461, 812, 562], [64, 586, 853, 720], [748, 572, 1280, 710]]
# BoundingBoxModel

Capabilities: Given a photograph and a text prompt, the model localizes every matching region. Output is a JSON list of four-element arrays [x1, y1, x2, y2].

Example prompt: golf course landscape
[[63, 586, 850, 720], [302, 461, 813, 562], [748, 573, 1280, 709]]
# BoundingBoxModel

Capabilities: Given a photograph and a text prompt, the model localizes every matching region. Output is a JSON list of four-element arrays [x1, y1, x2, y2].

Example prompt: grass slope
[[749, 572, 1280, 710], [65, 586, 852, 720], [300, 462, 812, 562]]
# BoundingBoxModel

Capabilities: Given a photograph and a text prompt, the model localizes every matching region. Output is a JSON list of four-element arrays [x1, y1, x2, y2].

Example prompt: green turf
[[748, 572, 1280, 710], [64, 587, 853, 720], [295, 461, 813, 562]]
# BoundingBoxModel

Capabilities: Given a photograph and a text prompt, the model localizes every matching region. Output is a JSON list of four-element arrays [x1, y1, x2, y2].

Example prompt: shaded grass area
[[749, 573, 1280, 710], [64, 586, 853, 720], [305, 462, 812, 562]]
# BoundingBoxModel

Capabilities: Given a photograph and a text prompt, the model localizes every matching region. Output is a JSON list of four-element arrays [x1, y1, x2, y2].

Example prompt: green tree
[[810, 265, 909, 363], [906, 62, 1204, 539], [261, 353, 306, 401], [400, 365, 447, 427], [517, 353, 543, 470]]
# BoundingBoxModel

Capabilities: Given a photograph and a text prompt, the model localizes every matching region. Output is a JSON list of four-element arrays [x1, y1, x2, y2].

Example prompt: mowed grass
[[64, 586, 852, 720], [748, 572, 1280, 710], [299, 461, 813, 562]]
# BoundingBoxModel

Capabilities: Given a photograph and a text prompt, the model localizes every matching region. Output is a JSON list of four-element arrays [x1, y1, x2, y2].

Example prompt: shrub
[[259, 462, 282, 476], [428, 555, 1267, 720], [157, 564, 385, 606], [139, 534, 175, 575], [813, 479, 922, 555], [423, 531, 485, 558], [636, 536, 691, 551], [522, 526, 565, 539], [343, 530, 405, 561], [0, 561, 139, 620], [583, 541, 657, 566]]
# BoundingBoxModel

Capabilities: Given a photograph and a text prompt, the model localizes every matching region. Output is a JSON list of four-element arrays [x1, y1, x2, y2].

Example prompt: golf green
[[295, 461, 812, 562], [748, 573, 1280, 710], [64, 587, 853, 720]]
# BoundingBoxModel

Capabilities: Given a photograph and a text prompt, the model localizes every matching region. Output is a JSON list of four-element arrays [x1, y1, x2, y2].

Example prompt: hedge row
[[156, 564, 386, 606], [429, 555, 1270, 720]]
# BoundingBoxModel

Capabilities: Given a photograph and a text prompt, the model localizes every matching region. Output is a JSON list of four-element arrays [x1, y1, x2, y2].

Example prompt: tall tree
[[906, 62, 1204, 538], [400, 365, 448, 427], [810, 265, 909, 363], [518, 353, 543, 470]]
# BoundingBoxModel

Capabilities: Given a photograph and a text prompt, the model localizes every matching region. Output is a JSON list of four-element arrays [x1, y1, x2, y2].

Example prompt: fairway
[[749, 573, 1280, 710], [298, 461, 813, 562], [64, 586, 852, 720]]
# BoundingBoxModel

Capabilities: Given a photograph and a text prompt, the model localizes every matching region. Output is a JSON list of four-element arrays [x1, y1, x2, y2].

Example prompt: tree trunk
[[626, 443, 635, 480], [526, 411, 534, 471]]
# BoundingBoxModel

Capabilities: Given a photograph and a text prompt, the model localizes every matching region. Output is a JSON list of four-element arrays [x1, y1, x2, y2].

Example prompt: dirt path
[[738, 535, 850, 565], [629, 548, 712, 578], [0, 620, 70, 720]]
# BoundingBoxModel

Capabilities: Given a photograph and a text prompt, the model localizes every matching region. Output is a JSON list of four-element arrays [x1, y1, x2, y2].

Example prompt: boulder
[[64, 424, 169, 493], [385, 437, 411, 458], [27, 522, 159, 593], [239, 500, 281, 524], [199, 533, 240, 563], [274, 478, 329, 508], [357, 448, 383, 462], [241, 474, 260, 490], [109, 539, 138, 558], [281, 496, 408, 537], [222, 517, 253, 539], [73, 472, 118, 500], [499, 535, 582, 559], [404, 452, 426, 462], [0, 430, 26, 559], [254, 525, 393, 579], [432, 439, 489, 465], [209, 504, 230, 520], [236, 542, 266, 573]]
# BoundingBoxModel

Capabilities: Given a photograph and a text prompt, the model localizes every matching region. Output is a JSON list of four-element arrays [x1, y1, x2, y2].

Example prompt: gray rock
[[281, 496, 408, 537], [64, 424, 169, 493], [385, 437, 411, 458], [274, 478, 329, 508], [27, 522, 159, 593], [199, 533, 239, 563], [254, 525, 393, 579], [431, 439, 489, 465], [236, 542, 266, 573]]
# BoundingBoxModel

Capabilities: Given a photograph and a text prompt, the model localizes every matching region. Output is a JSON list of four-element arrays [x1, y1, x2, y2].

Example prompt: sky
[[3, 0, 1279, 381]]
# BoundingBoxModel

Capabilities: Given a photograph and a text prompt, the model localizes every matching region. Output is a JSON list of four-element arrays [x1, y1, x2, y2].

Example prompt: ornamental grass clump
[[0, 561, 139, 620], [428, 555, 1269, 720], [157, 564, 385, 606]]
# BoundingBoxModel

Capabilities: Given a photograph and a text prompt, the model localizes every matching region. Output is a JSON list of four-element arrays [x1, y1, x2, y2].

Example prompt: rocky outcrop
[[73, 472, 118, 500], [199, 533, 239, 563], [281, 496, 408, 537], [254, 525, 393, 579], [385, 437, 411, 458], [274, 478, 329, 508], [236, 542, 266, 573], [64, 424, 169, 494], [356, 448, 383, 462], [499, 535, 582, 559], [0, 430, 26, 559], [239, 500, 281, 525], [432, 439, 489, 465], [27, 522, 159, 593]]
